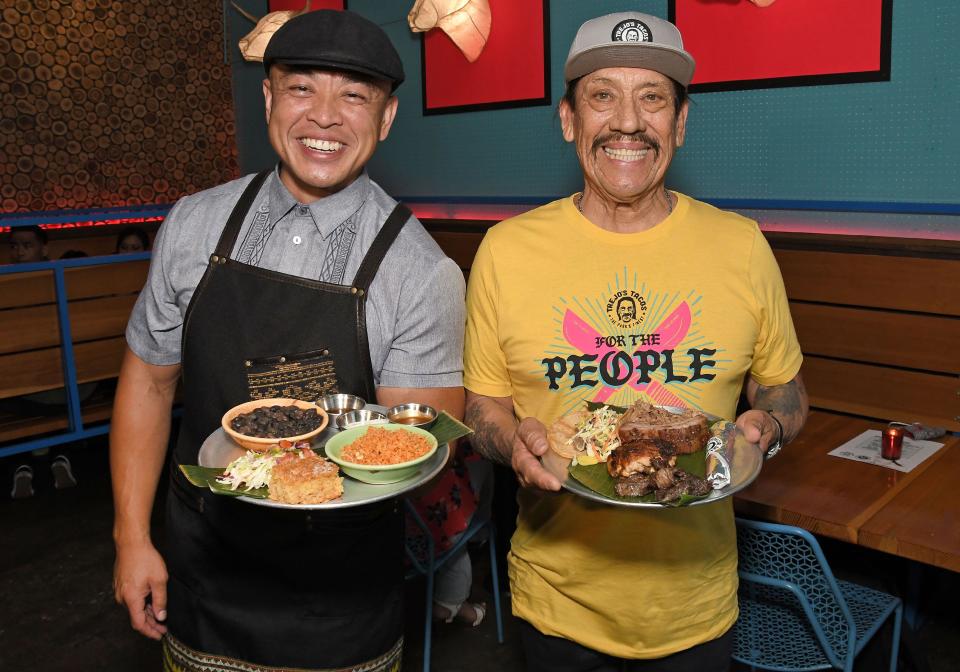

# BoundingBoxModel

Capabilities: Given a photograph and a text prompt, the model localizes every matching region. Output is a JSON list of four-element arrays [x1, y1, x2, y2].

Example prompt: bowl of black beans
[[221, 398, 329, 451]]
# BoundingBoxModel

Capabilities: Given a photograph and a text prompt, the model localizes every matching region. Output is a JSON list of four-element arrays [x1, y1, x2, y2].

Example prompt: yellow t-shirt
[[464, 193, 802, 659]]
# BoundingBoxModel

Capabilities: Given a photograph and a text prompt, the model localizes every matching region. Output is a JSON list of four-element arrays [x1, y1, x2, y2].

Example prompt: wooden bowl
[[221, 398, 328, 452]]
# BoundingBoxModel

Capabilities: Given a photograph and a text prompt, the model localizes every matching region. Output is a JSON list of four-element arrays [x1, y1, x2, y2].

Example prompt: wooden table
[[734, 411, 960, 572], [859, 440, 960, 573]]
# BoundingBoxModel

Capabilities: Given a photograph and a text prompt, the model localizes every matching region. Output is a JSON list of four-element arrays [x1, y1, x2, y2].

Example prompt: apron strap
[[352, 203, 411, 292], [213, 169, 271, 259]]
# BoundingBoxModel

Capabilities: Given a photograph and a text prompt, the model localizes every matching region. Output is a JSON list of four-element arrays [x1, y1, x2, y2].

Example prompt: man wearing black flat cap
[[111, 10, 465, 671]]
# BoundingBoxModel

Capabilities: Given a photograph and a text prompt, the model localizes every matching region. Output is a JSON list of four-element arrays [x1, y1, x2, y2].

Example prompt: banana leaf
[[569, 402, 716, 507], [179, 464, 270, 499], [180, 411, 473, 498], [568, 449, 708, 507], [427, 411, 474, 447]]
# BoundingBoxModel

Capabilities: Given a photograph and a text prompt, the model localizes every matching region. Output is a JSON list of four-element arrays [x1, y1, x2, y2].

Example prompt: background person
[[462, 12, 808, 671], [110, 10, 465, 672], [7, 225, 48, 263], [114, 226, 151, 253], [4, 227, 79, 497]]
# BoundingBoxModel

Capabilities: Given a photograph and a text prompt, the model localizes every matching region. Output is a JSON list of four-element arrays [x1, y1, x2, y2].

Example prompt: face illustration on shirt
[[263, 65, 399, 203]]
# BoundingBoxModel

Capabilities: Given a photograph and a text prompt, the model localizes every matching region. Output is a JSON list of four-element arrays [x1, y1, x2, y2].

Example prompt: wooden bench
[[770, 233, 960, 432], [0, 259, 149, 446]]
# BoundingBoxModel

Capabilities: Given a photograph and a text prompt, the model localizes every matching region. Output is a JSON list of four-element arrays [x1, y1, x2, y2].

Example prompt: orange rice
[[341, 427, 431, 465]]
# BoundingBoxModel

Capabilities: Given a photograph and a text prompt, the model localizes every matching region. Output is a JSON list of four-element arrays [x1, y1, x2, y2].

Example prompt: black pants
[[519, 620, 733, 672]]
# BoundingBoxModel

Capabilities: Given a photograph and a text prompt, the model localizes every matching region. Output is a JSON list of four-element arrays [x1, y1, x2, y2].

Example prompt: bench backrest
[[770, 233, 960, 432], [0, 260, 148, 399], [422, 221, 960, 432]]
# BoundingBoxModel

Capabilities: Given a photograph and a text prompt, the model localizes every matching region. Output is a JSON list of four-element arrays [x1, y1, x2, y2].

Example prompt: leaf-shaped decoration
[[407, 0, 492, 63], [232, 1, 312, 63]]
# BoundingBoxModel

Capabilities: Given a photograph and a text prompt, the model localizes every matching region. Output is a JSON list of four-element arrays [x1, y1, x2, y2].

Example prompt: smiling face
[[263, 65, 399, 202], [559, 67, 688, 207]]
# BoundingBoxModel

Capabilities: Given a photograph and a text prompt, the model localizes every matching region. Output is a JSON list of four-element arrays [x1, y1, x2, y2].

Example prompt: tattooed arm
[[736, 372, 809, 452], [465, 390, 561, 491]]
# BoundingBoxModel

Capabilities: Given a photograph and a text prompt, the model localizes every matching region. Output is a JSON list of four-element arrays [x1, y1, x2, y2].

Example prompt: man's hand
[[742, 372, 809, 452], [735, 409, 779, 453], [113, 541, 169, 640], [511, 418, 562, 492], [465, 392, 560, 491], [110, 348, 178, 639]]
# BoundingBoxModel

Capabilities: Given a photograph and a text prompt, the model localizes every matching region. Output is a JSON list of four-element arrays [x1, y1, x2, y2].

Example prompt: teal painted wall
[[229, 1, 960, 207]]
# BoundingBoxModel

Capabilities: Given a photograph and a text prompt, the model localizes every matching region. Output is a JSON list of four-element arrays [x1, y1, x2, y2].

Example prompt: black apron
[[165, 171, 410, 670]]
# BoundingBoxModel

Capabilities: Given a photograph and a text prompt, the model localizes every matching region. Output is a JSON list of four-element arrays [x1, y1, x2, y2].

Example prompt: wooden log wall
[[0, 0, 240, 213]]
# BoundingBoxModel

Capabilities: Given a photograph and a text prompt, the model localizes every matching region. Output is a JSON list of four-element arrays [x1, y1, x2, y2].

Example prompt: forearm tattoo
[[753, 375, 809, 444], [464, 398, 516, 467]]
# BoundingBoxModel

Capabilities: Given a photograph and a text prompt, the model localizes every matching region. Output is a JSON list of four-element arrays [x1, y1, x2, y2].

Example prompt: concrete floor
[[1, 439, 957, 672]]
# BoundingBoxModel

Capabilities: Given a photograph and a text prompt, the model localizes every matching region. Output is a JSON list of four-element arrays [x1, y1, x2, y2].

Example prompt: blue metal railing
[[0, 252, 151, 458], [0, 204, 172, 228]]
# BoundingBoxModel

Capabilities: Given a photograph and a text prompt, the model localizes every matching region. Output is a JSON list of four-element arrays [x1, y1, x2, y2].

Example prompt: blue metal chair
[[404, 498, 504, 672], [734, 518, 902, 672]]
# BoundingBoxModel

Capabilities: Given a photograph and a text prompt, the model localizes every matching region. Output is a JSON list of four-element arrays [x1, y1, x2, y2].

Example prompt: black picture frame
[[667, 0, 892, 93], [419, 0, 551, 116]]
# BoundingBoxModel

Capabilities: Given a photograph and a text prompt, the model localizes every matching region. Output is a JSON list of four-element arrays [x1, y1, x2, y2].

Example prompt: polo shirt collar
[[267, 166, 369, 238]]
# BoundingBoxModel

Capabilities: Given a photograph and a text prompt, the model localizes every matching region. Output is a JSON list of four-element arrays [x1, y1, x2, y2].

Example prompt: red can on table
[[881, 427, 904, 460]]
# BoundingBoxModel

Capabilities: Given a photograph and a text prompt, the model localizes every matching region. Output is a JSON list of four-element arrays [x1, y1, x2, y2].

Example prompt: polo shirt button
[[293, 235, 302, 245]]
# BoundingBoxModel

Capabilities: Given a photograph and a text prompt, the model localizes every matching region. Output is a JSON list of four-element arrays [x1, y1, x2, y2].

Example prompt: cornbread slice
[[269, 449, 343, 504]]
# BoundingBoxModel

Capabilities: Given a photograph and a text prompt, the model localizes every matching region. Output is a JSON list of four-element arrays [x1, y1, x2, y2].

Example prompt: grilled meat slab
[[655, 473, 711, 502], [614, 473, 654, 497], [616, 402, 709, 455]]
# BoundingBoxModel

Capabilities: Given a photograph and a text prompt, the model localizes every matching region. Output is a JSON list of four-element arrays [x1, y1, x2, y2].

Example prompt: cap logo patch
[[611, 19, 651, 43]]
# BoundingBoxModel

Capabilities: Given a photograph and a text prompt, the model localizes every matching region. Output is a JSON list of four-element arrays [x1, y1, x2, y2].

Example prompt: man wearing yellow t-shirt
[[463, 11, 809, 671]]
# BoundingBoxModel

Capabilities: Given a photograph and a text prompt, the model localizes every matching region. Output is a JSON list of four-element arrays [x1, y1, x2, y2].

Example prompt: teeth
[[301, 138, 342, 152], [603, 147, 649, 161]]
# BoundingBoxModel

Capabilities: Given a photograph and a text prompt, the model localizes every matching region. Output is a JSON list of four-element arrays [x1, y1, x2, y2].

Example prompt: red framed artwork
[[668, 0, 892, 92], [420, 0, 550, 115], [268, 1, 346, 11]]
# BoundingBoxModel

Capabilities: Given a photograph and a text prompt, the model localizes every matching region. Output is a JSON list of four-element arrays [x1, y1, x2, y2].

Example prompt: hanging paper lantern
[[408, 0, 492, 63], [232, 0, 313, 62]]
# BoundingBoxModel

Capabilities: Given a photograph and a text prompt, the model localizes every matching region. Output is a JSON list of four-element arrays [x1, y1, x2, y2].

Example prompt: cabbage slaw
[[569, 406, 622, 466]]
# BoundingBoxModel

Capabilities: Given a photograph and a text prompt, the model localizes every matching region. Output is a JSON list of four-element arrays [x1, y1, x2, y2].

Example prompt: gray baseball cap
[[564, 12, 695, 87]]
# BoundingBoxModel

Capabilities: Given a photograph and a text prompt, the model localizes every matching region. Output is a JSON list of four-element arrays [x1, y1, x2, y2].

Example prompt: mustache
[[592, 133, 661, 156]]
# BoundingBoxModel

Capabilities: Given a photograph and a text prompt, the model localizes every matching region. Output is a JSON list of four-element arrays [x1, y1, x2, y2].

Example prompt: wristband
[[765, 411, 783, 459]]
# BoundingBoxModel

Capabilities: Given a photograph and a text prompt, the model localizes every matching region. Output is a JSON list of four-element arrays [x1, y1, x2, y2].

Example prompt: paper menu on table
[[828, 429, 944, 472]]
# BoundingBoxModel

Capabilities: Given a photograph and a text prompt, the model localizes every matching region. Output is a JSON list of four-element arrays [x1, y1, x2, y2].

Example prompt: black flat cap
[[263, 10, 405, 91]]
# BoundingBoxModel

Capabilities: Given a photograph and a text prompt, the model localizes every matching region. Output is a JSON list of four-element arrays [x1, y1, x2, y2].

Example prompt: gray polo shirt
[[126, 169, 465, 388]]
